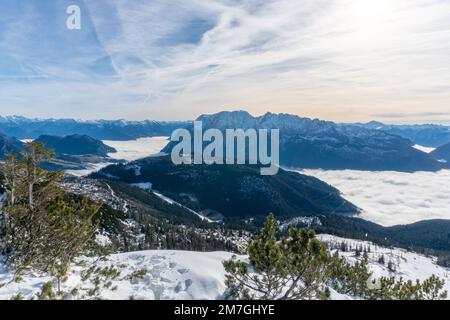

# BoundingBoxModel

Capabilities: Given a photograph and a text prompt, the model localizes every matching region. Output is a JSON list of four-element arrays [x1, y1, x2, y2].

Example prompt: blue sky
[[1, 0, 450, 123]]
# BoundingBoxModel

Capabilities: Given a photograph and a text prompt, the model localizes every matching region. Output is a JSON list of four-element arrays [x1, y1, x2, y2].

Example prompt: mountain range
[[359, 121, 450, 147], [3, 114, 450, 147], [0, 116, 189, 140], [162, 111, 443, 172], [2, 112, 450, 172]]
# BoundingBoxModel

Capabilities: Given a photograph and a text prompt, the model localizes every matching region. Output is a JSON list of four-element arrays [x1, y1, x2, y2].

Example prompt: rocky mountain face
[[0, 116, 189, 140], [163, 111, 442, 172], [91, 155, 359, 220]]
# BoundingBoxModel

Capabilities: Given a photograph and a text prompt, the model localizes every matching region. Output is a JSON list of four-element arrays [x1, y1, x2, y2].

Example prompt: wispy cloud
[[372, 112, 450, 119], [1, 0, 450, 121]]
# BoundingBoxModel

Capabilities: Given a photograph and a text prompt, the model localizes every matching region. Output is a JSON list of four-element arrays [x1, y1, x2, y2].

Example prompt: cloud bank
[[301, 169, 450, 226]]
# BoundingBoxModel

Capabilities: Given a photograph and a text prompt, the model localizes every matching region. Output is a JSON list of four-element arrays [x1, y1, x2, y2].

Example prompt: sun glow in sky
[[1, 0, 450, 122]]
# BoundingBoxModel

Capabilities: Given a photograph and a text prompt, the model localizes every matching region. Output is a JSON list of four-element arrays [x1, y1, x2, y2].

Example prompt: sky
[[1, 0, 450, 123]]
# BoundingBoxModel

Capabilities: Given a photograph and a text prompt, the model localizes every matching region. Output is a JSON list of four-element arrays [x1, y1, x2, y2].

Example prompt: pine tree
[[419, 275, 448, 300], [387, 260, 396, 272], [223, 214, 330, 300], [327, 252, 372, 297], [223, 214, 449, 300], [1, 143, 100, 280], [0, 152, 22, 255], [367, 275, 447, 300]]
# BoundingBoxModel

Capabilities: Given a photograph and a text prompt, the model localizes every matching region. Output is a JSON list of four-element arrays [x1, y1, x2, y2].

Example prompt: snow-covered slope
[[0, 251, 238, 300], [318, 234, 450, 290], [1, 236, 449, 300]]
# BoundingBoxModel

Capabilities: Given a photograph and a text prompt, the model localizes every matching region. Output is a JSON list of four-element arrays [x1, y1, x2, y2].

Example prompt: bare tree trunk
[[57, 275, 61, 296], [2, 157, 16, 254], [2, 210, 8, 241], [27, 153, 37, 244], [1, 211, 7, 255]]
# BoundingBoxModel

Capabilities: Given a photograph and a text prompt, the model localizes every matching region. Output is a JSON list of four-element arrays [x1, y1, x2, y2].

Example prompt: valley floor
[[1, 235, 449, 300]]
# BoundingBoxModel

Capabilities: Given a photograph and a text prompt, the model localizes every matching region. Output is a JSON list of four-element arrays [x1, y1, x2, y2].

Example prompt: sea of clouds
[[103, 137, 169, 162], [300, 169, 450, 227]]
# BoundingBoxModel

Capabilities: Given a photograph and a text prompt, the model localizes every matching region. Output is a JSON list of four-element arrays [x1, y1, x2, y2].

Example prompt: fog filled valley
[[301, 169, 450, 226]]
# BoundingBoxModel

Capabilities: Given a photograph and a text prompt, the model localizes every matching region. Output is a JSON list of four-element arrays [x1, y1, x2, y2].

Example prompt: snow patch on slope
[[413, 145, 435, 153], [153, 192, 215, 223]]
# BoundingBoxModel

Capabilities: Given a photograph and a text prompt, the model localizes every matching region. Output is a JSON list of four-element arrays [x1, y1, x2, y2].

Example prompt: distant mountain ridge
[[0, 116, 190, 140], [0, 133, 121, 171], [162, 111, 443, 172], [2, 113, 449, 172], [357, 121, 450, 148], [0, 133, 24, 157], [35, 134, 116, 156]]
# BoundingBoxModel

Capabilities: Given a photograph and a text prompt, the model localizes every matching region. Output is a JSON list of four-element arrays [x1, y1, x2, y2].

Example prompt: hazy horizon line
[[1, 111, 449, 126]]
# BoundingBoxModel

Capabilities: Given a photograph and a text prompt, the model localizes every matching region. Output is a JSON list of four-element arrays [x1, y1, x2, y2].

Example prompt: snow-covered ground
[[300, 169, 450, 226], [103, 137, 169, 162], [1, 235, 448, 300], [0, 251, 238, 300]]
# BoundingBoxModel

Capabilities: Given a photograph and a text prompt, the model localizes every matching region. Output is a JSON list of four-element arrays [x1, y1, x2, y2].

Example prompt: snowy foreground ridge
[[0, 251, 238, 300], [1, 235, 449, 300]]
